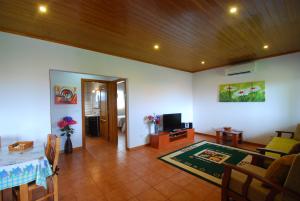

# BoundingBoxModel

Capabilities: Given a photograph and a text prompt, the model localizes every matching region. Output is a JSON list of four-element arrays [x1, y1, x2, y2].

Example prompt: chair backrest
[[283, 154, 300, 201], [294, 124, 300, 141], [45, 134, 61, 171]]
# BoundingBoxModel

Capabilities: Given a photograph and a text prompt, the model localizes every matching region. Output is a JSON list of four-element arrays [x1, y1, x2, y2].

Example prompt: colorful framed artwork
[[219, 81, 265, 102], [55, 86, 77, 104]]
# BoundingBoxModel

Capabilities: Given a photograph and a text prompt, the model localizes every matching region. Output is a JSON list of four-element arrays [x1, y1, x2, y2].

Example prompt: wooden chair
[[257, 124, 300, 158], [14, 134, 61, 201], [222, 154, 300, 201], [275, 124, 300, 140]]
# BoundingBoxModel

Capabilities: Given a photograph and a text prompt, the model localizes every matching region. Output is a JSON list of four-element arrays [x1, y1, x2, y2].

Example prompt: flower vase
[[64, 135, 73, 154], [154, 124, 159, 134]]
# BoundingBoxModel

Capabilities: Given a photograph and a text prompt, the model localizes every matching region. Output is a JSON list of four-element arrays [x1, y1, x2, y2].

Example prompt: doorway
[[116, 80, 127, 150], [82, 79, 128, 150]]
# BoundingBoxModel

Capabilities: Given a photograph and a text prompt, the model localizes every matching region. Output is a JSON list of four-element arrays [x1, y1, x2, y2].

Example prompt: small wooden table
[[216, 128, 243, 147]]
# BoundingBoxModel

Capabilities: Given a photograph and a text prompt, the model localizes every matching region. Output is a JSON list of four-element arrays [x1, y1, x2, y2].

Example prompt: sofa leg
[[221, 189, 229, 201]]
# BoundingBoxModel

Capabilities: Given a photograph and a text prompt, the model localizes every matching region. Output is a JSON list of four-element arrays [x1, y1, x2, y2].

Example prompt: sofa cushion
[[283, 154, 300, 201], [295, 124, 300, 141], [229, 163, 281, 201], [265, 137, 299, 158], [265, 154, 296, 186], [289, 143, 300, 154]]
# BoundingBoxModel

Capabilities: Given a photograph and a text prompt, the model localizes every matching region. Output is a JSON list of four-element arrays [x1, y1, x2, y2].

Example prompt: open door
[[107, 81, 118, 144], [81, 78, 121, 148], [100, 84, 109, 140]]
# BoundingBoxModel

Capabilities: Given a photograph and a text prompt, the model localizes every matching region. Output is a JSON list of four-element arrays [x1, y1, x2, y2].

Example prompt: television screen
[[163, 113, 182, 132]]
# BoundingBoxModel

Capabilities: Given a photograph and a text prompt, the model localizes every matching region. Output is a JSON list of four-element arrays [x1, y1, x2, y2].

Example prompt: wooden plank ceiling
[[0, 0, 300, 72]]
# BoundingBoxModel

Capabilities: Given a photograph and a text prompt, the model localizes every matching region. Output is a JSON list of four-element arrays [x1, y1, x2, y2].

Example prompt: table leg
[[54, 175, 58, 201], [239, 133, 243, 144], [232, 134, 238, 147], [20, 184, 28, 201], [216, 131, 221, 144], [223, 132, 228, 143]]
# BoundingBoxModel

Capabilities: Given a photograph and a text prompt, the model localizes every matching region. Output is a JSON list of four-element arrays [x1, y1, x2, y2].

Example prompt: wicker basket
[[224, 127, 232, 132], [8, 141, 34, 152]]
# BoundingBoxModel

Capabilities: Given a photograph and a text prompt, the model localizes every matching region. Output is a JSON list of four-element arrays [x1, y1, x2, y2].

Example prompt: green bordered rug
[[159, 141, 256, 185]]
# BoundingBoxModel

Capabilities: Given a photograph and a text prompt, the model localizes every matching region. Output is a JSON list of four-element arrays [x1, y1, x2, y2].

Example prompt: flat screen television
[[163, 113, 182, 132]]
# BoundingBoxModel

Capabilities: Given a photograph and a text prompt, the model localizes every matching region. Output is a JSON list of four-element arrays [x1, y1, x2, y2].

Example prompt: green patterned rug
[[159, 141, 255, 185]]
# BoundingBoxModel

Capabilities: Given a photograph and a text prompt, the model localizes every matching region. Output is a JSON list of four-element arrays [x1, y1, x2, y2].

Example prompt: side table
[[216, 128, 243, 147]]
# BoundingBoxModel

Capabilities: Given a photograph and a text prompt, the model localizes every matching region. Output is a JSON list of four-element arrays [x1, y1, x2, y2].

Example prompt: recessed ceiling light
[[153, 44, 160, 50], [263, 44, 269, 49], [229, 6, 238, 14], [201, 60, 205, 65], [38, 5, 47, 13]]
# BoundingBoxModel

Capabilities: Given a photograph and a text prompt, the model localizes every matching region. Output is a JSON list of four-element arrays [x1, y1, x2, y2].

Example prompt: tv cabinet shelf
[[169, 131, 188, 142], [150, 129, 194, 149]]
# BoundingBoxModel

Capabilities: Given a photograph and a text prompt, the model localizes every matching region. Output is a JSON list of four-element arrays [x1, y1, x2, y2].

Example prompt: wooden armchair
[[222, 154, 300, 201], [275, 131, 296, 139], [257, 124, 300, 158], [14, 134, 61, 201], [275, 123, 300, 140], [257, 147, 290, 157]]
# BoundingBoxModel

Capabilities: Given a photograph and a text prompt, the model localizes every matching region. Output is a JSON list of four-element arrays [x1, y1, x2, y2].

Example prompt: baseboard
[[127, 143, 150, 151], [195, 132, 216, 138], [60, 146, 83, 154], [243, 141, 265, 147], [195, 132, 265, 147]]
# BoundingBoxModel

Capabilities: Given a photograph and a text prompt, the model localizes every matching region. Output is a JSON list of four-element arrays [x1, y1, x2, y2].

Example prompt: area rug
[[159, 141, 256, 185]]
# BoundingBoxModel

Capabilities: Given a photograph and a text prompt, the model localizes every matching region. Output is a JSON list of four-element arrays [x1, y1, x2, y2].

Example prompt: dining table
[[0, 142, 53, 201]]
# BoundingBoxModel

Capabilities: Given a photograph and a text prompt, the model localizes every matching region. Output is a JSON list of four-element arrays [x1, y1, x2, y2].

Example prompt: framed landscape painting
[[219, 81, 265, 102]]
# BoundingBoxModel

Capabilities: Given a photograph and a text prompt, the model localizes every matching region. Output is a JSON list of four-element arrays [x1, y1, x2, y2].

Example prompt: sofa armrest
[[247, 152, 276, 168], [276, 131, 295, 138], [257, 147, 288, 156], [222, 163, 300, 201]]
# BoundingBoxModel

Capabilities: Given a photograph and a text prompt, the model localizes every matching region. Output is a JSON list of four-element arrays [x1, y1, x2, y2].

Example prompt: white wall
[[193, 52, 300, 144], [0, 32, 193, 148], [50, 70, 117, 149]]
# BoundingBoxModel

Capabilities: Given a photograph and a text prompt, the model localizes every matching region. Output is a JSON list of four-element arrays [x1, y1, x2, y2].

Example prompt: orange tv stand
[[150, 128, 195, 149]]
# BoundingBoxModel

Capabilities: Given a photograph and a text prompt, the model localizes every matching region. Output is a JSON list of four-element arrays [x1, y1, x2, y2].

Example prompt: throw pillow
[[264, 154, 296, 186], [289, 143, 300, 154]]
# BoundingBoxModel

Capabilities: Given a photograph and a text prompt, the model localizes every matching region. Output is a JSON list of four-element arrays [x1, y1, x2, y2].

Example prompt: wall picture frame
[[55, 86, 78, 104], [219, 81, 265, 102]]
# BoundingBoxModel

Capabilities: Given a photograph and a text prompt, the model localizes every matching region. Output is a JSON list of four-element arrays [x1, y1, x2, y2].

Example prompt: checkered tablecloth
[[0, 145, 53, 191]]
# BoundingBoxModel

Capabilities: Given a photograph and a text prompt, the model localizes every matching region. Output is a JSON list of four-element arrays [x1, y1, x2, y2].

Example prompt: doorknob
[[100, 119, 107, 122]]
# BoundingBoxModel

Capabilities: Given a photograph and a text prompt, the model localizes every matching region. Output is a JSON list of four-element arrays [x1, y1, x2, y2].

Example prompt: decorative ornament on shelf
[[58, 116, 77, 154], [144, 114, 161, 134]]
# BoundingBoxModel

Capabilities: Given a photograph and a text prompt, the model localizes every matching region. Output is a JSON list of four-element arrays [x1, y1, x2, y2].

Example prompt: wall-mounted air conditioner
[[225, 61, 256, 76]]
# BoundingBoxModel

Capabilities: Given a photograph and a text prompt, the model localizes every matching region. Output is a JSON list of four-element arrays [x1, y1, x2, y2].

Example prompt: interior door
[[100, 84, 109, 140], [107, 81, 118, 144]]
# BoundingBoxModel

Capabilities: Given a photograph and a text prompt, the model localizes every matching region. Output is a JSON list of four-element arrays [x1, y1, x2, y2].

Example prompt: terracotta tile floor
[[2, 134, 259, 201]]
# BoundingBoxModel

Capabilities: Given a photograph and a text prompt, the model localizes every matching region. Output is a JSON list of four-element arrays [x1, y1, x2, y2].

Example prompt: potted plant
[[58, 116, 77, 154]]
